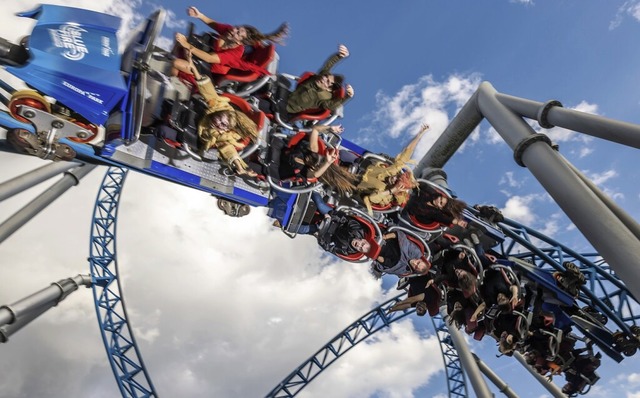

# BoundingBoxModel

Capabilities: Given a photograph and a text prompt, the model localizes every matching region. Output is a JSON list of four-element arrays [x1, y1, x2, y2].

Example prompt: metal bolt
[[24, 110, 36, 118], [77, 132, 88, 139], [51, 120, 64, 129]]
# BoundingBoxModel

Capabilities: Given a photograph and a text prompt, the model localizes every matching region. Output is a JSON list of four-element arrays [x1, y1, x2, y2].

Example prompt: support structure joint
[[537, 99, 563, 129], [513, 133, 553, 167]]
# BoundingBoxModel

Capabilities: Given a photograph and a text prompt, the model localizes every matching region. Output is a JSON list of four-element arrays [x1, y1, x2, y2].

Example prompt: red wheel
[[68, 121, 99, 143], [8, 91, 50, 123]]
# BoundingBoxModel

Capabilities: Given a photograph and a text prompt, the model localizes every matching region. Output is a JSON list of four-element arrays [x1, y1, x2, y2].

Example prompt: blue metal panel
[[149, 161, 202, 185], [339, 138, 367, 155], [7, 5, 126, 125], [233, 186, 269, 207]]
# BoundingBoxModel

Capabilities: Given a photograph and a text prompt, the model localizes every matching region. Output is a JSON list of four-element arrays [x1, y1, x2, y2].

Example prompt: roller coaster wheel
[[624, 345, 638, 357], [9, 90, 51, 123], [582, 306, 608, 325], [19, 35, 29, 50], [68, 121, 99, 143]]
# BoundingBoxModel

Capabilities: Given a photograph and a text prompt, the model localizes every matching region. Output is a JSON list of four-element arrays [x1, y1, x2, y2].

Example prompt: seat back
[[286, 132, 328, 156], [334, 215, 376, 262], [215, 43, 276, 83], [221, 92, 265, 130]]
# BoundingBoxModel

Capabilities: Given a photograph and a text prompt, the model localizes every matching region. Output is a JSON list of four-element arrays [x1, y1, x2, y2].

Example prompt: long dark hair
[[444, 197, 467, 219], [242, 22, 290, 45]]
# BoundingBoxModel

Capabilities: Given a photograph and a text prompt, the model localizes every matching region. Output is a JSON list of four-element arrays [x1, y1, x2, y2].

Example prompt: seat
[[334, 214, 379, 263], [214, 43, 276, 97], [215, 43, 275, 84]]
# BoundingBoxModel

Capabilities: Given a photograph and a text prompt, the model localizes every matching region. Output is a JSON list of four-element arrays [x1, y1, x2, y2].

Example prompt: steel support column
[[0, 163, 96, 243], [495, 92, 640, 149], [415, 90, 483, 172], [472, 353, 518, 398], [0, 274, 92, 335], [441, 307, 494, 397], [513, 352, 566, 398], [0, 160, 80, 201], [476, 81, 640, 301], [560, 156, 640, 241]]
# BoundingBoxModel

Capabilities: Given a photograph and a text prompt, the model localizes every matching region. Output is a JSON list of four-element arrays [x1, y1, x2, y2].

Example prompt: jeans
[[297, 191, 331, 235]]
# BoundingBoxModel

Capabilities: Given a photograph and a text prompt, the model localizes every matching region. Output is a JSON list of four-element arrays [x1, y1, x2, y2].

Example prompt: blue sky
[[0, 1, 639, 397]]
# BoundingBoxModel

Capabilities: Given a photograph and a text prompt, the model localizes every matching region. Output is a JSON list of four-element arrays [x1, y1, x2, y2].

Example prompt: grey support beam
[[561, 155, 640, 242], [495, 93, 640, 149], [513, 352, 566, 397], [0, 160, 80, 201], [472, 353, 518, 398], [0, 274, 92, 329], [0, 164, 96, 244], [415, 90, 483, 171], [442, 307, 494, 397], [476, 82, 640, 301]]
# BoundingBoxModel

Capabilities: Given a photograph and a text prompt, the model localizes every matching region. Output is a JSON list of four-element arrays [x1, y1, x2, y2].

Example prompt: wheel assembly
[[8, 90, 51, 123]]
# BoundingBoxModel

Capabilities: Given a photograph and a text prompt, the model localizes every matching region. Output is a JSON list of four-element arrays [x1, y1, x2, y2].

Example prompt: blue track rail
[[88, 167, 157, 398], [269, 215, 640, 398], [498, 217, 639, 334], [265, 294, 468, 398]]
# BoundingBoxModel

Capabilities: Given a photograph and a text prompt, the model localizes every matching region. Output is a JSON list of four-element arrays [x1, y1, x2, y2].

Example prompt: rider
[[173, 6, 288, 87], [284, 44, 355, 115], [186, 53, 259, 177], [355, 124, 428, 215]]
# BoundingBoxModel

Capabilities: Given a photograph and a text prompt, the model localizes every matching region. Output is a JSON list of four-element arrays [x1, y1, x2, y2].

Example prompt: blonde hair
[[203, 109, 258, 142], [319, 163, 357, 196]]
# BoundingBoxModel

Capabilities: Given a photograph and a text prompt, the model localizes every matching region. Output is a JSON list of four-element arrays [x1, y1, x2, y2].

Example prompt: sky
[[0, 0, 639, 397]]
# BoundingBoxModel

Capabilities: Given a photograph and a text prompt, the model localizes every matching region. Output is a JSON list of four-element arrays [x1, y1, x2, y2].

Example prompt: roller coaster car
[[510, 258, 628, 362], [182, 25, 278, 97], [0, 4, 272, 207]]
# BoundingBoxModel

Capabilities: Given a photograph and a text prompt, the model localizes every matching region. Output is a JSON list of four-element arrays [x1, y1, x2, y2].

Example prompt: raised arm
[[175, 33, 222, 64], [308, 124, 343, 153], [318, 44, 349, 74], [187, 6, 215, 27], [310, 147, 339, 178]]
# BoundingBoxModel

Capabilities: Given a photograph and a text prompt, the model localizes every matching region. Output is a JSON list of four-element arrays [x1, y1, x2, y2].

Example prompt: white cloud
[[510, 0, 535, 4], [301, 320, 443, 398], [364, 73, 482, 161], [0, 153, 444, 398], [628, 373, 640, 384], [611, 0, 640, 29], [589, 169, 617, 186], [577, 146, 594, 158], [499, 171, 522, 188], [500, 194, 538, 225]]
